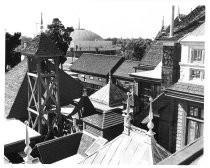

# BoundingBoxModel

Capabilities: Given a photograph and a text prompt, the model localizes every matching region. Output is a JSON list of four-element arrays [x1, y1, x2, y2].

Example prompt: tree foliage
[[5, 32, 21, 72], [46, 18, 74, 67], [105, 37, 152, 61]]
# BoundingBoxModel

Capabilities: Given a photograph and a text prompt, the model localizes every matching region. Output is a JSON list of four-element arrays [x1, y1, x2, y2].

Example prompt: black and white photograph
[[2, 0, 207, 165]]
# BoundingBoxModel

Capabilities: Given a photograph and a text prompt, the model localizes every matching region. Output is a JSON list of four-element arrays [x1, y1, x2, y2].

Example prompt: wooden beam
[[27, 72, 38, 78], [27, 107, 39, 115]]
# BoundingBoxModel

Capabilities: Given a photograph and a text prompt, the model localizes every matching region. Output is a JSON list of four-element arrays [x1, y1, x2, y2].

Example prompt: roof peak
[[90, 80, 127, 107]]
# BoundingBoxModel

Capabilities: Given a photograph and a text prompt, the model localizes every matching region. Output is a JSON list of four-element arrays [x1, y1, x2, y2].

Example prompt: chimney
[[78, 18, 80, 29], [169, 6, 175, 37]]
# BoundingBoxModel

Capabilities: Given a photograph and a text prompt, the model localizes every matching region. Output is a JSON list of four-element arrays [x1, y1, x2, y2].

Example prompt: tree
[[46, 18, 74, 69], [5, 32, 21, 72]]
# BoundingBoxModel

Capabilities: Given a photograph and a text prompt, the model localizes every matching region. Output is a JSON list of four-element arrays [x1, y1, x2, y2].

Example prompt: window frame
[[189, 68, 205, 81], [185, 105, 204, 145], [189, 48, 205, 64]]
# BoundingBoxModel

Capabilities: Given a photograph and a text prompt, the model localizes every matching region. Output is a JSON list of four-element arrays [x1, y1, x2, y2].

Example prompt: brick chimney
[[161, 6, 181, 90]]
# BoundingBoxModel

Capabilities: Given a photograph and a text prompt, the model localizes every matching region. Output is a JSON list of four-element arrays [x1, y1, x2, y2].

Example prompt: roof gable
[[70, 53, 124, 76]]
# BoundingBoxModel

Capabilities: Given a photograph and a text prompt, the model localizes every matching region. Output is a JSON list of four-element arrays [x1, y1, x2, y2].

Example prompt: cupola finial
[[147, 97, 155, 136], [24, 121, 33, 163]]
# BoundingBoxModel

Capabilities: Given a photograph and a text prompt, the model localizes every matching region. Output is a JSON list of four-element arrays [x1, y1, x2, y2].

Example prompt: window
[[190, 48, 204, 64], [190, 69, 205, 81], [186, 106, 204, 145], [89, 76, 94, 80]]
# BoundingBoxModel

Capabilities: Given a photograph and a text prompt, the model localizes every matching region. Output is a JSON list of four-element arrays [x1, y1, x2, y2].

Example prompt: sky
[[2, 0, 202, 39]]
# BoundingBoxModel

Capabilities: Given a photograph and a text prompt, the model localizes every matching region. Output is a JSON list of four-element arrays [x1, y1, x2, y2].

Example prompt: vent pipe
[[169, 6, 175, 37]]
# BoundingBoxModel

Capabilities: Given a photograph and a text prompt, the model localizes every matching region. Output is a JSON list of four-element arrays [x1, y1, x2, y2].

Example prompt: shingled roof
[[113, 60, 140, 79], [83, 112, 123, 129], [136, 41, 163, 70], [156, 5, 205, 41], [165, 82, 204, 103], [5, 59, 28, 120], [21, 33, 63, 57], [70, 53, 124, 76], [5, 58, 83, 120], [81, 125, 170, 165]]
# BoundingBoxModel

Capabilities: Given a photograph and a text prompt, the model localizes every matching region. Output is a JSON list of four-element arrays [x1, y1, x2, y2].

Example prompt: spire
[[78, 18, 80, 29], [147, 97, 155, 136], [40, 13, 44, 32]]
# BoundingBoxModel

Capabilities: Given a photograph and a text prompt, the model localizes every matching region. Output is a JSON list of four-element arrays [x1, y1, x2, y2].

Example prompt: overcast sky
[[3, 0, 203, 39]]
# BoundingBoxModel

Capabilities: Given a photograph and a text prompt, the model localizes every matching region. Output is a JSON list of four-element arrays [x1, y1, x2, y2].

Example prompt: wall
[[179, 43, 205, 84], [176, 102, 187, 151]]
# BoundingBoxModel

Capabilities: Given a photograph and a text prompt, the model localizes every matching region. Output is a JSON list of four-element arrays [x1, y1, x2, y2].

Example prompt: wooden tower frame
[[27, 56, 61, 135]]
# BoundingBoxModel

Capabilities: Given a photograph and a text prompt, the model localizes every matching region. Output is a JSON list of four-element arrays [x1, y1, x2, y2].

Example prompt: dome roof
[[71, 29, 104, 41]]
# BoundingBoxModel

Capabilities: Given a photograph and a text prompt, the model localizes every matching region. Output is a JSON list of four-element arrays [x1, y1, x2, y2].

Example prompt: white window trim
[[188, 47, 205, 65]]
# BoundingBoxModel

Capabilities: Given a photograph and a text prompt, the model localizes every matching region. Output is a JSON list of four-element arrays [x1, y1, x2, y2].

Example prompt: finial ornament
[[83, 88, 87, 97], [147, 97, 155, 136], [24, 121, 33, 163]]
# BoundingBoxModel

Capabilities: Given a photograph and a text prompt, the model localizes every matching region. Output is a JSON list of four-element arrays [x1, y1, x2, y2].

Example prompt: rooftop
[[81, 125, 170, 165], [130, 61, 162, 82], [156, 5, 205, 41], [165, 82, 204, 103], [136, 41, 163, 70], [89, 77, 127, 107], [113, 60, 141, 79], [180, 23, 205, 43], [70, 53, 124, 76], [71, 29, 104, 41], [21, 33, 63, 57]]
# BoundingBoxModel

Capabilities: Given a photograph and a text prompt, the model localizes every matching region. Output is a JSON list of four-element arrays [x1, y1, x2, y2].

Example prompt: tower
[[22, 15, 63, 136]]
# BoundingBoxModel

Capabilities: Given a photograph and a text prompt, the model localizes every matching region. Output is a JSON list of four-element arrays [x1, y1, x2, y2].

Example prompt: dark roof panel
[[113, 60, 140, 79], [137, 41, 163, 70], [167, 82, 204, 96], [70, 53, 124, 76]]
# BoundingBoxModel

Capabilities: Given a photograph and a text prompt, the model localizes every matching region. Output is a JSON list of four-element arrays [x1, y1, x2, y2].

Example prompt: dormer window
[[190, 48, 204, 64]]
